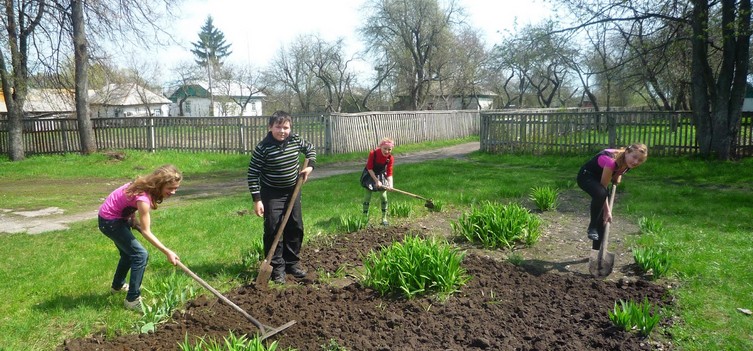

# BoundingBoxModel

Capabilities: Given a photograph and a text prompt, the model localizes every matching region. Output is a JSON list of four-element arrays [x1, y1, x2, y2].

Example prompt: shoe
[[271, 266, 286, 284], [286, 264, 307, 278], [272, 272, 286, 284], [381, 219, 389, 226], [124, 296, 143, 312], [110, 283, 129, 294], [587, 228, 599, 241]]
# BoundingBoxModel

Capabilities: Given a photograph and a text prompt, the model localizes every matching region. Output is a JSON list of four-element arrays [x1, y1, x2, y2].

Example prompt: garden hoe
[[133, 225, 295, 340], [256, 159, 309, 288], [387, 187, 435, 209], [589, 184, 617, 278]]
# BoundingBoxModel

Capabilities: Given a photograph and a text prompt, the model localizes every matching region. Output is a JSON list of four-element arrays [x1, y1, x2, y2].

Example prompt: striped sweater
[[247, 132, 316, 201]]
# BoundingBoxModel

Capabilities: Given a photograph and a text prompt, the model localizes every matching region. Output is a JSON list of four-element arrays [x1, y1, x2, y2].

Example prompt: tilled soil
[[58, 213, 671, 351]]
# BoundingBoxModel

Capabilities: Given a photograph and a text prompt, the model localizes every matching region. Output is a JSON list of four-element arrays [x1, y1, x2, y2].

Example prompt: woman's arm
[[136, 201, 179, 265]]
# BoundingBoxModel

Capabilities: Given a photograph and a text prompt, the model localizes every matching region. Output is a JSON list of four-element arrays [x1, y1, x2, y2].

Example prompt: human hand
[[254, 201, 264, 217], [603, 211, 612, 225], [165, 249, 180, 265]]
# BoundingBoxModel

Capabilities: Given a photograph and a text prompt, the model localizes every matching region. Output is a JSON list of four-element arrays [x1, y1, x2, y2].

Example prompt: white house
[[0, 89, 78, 118], [89, 83, 171, 118], [167, 80, 265, 117]]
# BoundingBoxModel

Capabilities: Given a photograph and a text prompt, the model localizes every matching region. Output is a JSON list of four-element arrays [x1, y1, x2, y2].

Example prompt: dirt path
[[0, 142, 480, 235]]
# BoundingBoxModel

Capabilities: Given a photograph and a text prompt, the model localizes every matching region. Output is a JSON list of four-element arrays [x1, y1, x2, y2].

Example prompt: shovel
[[132, 225, 295, 340], [255, 159, 309, 288], [589, 184, 617, 278], [386, 187, 435, 209]]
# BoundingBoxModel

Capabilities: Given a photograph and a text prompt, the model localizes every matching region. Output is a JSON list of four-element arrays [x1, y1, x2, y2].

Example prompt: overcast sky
[[122, 0, 553, 84]]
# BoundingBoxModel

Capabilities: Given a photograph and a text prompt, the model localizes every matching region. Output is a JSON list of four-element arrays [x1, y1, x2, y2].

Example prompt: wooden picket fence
[[0, 110, 480, 156], [480, 110, 753, 157]]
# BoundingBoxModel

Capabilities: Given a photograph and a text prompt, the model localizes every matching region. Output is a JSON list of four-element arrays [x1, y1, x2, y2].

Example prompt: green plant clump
[[529, 186, 559, 211], [633, 246, 671, 280], [339, 214, 368, 233], [452, 201, 542, 249], [638, 216, 665, 235], [178, 331, 284, 351], [608, 297, 662, 337], [137, 271, 198, 334], [361, 235, 470, 299]]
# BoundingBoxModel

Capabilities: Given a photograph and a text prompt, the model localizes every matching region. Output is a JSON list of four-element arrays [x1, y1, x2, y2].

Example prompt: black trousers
[[261, 186, 304, 268], [576, 167, 608, 250]]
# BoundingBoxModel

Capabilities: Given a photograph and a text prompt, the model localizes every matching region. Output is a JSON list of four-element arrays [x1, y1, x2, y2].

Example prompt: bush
[[633, 246, 671, 280], [361, 235, 470, 299], [452, 201, 542, 249], [608, 298, 662, 337], [137, 271, 198, 334], [339, 214, 368, 233], [529, 186, 559, 211]]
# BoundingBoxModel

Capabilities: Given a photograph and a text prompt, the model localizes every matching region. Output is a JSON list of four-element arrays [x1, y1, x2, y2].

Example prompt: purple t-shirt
[[98, 183, 152, 220], [597, 149, 628, 176]]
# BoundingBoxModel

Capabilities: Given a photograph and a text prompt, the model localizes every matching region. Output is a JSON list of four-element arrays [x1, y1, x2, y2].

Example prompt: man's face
[[269, 121, 291, 142]]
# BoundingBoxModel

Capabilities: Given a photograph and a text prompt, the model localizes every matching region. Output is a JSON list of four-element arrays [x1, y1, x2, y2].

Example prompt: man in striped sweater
[[247, 111, 316, 284]]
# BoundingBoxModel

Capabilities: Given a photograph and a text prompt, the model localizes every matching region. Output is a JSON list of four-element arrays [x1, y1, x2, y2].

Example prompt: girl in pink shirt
[[98, 164, 182, 311], [577, 143, 648, 247]]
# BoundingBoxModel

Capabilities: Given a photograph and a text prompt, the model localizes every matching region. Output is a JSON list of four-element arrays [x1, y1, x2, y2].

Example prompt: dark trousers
[[577, 167, 608, 250], [98, 216, 148, 301], [261, 186, 304, 269]]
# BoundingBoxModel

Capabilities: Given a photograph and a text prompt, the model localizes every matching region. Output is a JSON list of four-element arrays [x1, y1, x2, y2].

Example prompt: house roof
[[90, 83, 171, 106], [168, 80, 265, 101], [0, 89, 82, 114]]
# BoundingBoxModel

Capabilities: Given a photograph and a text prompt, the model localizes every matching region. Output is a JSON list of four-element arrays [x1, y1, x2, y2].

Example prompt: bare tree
[[555, 0, 750, 159], [360, 0, 462, 110], [264, 36, 322, 113]]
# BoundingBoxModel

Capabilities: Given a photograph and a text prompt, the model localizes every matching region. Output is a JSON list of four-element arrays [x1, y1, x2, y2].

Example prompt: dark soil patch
[[59, 212, 672, 351]]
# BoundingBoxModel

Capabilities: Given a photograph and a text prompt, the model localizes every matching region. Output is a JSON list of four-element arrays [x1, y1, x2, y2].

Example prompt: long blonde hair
[[614, 143, 648, 167], [126, 164, 182, 209]]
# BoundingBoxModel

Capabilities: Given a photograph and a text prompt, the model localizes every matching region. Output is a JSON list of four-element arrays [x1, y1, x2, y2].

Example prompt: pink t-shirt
[[98, 183, 152, 220], [597, 149, 628, 176]]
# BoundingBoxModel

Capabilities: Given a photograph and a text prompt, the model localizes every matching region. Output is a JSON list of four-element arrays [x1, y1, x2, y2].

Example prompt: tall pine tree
[[190, 16, 232, 71]]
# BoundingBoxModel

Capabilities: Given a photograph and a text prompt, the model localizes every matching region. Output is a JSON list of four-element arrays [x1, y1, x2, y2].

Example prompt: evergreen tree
[[190, 16, 232, 71]]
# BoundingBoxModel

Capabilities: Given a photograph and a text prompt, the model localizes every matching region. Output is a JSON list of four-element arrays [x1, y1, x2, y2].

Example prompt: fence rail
[[0, 111, 480, 156], [480, 111, 753, 157]]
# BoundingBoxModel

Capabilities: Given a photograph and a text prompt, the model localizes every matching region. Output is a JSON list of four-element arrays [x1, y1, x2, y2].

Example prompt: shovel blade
[[589, 249, 615, 278], [255, 261, 273, 288]]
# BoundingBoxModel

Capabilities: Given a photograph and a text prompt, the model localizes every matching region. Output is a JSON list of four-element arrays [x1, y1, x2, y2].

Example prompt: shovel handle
[[260, 159, 310, 269]]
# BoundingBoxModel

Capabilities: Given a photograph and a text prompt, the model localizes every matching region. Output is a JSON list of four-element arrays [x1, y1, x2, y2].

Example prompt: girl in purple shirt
[[577, 144, 648, 248], [98, 164, 182, 311]]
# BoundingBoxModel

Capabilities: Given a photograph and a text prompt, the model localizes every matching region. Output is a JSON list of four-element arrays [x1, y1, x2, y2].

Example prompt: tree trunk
[[72, 0, 96, 154], [690, 0, 750, 160]]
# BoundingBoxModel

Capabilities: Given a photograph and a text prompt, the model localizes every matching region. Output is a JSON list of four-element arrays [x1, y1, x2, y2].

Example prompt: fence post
[[148, 118, 156, 152], [237, 116, 246, 153], [324, 114, 332, 155]]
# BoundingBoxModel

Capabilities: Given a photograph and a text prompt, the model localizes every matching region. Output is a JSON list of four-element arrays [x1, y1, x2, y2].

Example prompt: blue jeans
[[98, 216, 148, 301]]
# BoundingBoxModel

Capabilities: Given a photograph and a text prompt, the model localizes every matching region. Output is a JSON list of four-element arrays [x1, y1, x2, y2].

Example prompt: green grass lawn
[[1, 140, 752, 350]]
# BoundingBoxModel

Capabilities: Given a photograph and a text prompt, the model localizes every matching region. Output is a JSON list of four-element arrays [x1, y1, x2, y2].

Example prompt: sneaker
[[381, 219, 389, 226], [124, 296, 143, 312], [587, 228, 599, 241], [286, 264, 307, 278], [110, 283, 129, 294]]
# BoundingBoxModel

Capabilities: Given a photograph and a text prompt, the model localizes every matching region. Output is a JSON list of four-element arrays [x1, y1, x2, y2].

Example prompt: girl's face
[[625, 151, 646, 169], [162, 181, 181, 198], [380, 144, 393, 157], [269, 121, 291, 142]]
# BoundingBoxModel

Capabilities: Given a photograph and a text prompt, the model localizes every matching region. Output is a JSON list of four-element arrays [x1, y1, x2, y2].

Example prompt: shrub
[[608, 297, 662, 337], [361, 235, 470, 299], [452, 201, 542, 249], [633, 246, 671, 280], [339, 214, 368, 233], [638, 216, 664, 235], [137, 271, 198, 334], [529, 186, 559, 211], [178, 331, 282, 350], [389, 202, 413, 218]]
